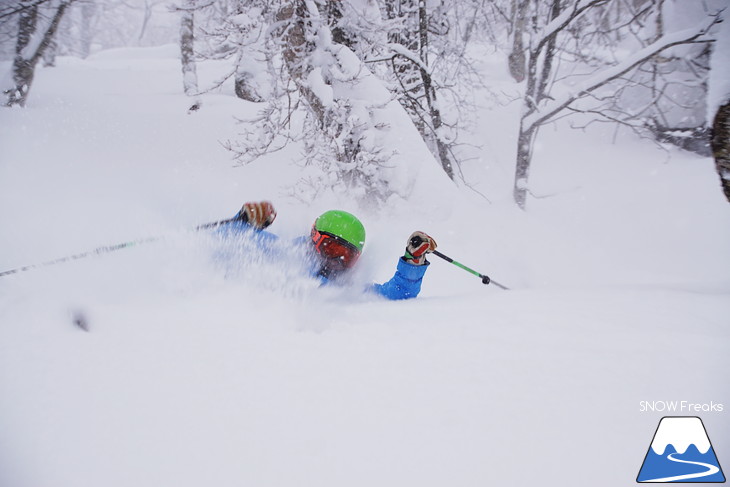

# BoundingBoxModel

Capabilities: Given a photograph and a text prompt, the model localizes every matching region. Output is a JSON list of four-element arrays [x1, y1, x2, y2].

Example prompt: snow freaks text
[[639, 401, 724, 413]]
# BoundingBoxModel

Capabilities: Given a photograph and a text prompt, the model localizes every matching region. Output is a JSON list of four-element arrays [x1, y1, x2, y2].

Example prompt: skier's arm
[[215, 201, 280, 249], [371, 257, 430, 300], [370, 231, 437, 300]]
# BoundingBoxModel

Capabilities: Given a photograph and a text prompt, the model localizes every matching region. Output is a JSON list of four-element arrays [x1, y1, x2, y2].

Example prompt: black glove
[[404, 231, 437, 265]]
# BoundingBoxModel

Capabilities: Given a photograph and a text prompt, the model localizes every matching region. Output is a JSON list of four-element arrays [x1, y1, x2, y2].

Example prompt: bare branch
[[0, 0, 51, 21], [523, 16, 719, 131], [530, 0, 609, 56]]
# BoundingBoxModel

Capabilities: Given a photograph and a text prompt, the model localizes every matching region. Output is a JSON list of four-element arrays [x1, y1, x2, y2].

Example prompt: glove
[[237, 201, 277, 230], [404, 231, 437, 265]]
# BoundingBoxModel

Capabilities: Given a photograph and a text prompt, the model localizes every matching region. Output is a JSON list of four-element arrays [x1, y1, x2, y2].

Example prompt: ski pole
[[432, 250, 509, 290], [0, 217, 239, 278]]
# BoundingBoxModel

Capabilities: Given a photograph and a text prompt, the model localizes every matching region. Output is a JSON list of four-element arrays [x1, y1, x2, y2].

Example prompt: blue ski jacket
[[216, 220, 428, 300]]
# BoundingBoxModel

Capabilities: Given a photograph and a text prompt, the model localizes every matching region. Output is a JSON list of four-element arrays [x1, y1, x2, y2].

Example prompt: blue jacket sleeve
[[212, 219, 282, 270], [215, 219, 279, 247], [371, 257, 429, 300]]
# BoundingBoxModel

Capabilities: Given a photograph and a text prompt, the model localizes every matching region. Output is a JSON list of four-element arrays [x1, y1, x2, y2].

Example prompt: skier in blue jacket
[[219, 201, 437, 300]]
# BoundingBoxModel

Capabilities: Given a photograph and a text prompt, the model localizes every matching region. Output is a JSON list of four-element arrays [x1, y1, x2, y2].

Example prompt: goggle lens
[[311, 229, 361, 270]]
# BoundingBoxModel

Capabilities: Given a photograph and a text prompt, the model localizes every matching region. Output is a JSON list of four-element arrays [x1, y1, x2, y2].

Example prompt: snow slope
[[1, 45, 729, 487]]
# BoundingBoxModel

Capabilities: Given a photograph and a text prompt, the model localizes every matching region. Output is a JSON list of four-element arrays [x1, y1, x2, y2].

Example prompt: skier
[[218, 201, 437, 300]]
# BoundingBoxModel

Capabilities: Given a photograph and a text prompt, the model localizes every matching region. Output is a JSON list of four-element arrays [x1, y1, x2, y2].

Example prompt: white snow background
[[1, 42, 729, 487]]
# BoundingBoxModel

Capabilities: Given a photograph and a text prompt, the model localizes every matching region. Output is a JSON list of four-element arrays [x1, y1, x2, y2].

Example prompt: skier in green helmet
[[310, 210, 366, 278], [219, 201, 437, 300]]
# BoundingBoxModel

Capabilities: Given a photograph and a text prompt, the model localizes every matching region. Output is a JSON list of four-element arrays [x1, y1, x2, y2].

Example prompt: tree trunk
[[417, 3, 453, 179], [512, 26, 542, 208], [508, 0, 718, 209], [535, 0, 561, 103], [234, 70, 263, 102], [383, 0, 402, 44], [179, 0, 200, 110], [513, 122, 538, 209], [508, 0, 529, 83], [42, 37, 58, 67], [276, 1, 326, 123], [4, 0, 71, 107], [326, 0, 354, 49], [712, 101, 730, 203], [233, 0, 265, 103], [384, 0, 455, 180], [79, 1, 95, 59], [138, 0, 152, 45]]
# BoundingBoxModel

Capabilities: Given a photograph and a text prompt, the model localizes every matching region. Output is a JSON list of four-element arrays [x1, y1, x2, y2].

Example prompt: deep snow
[[1, 44, 729, 487]]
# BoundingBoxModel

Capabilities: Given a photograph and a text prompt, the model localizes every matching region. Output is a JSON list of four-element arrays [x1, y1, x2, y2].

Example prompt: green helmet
[[312, 210, 366, 251]]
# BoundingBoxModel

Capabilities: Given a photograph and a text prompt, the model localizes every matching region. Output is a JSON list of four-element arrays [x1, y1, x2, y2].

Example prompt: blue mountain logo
[[637, 416, 725, 483]]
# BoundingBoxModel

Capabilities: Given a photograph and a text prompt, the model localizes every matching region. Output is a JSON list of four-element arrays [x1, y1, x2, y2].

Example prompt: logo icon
[[637, 416, 725, 483]]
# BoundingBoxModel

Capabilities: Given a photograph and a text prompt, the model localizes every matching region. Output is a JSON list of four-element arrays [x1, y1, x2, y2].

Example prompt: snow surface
[[1, 44, 729, 487]]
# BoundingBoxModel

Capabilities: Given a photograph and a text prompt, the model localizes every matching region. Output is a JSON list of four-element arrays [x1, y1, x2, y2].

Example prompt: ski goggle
[[310, 227, 361, 270]]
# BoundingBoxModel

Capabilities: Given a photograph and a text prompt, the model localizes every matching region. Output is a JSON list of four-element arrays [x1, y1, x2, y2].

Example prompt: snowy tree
[[31, 0, 95, 61], [507, 0, 529, 82], [213, 0, 485, 196], [76, 0, 94, 57], [603, 0, 716, 155], [273, 0, 399, 202], [511, 0, 720, 209], [288, 0, 481, 182], [379, 0, 457, 179], [1, 0, 179, 62], [230, 1, 272, 102], [135, 0, 163, 44], [179, 0, 276, 103], [708, 7, 730, 204], [713, 102, 730, 203], [220, 0, 395, 203], [71, 0, 176, 52], [178, 0, 200, 111], [2, 0, 74, 107]]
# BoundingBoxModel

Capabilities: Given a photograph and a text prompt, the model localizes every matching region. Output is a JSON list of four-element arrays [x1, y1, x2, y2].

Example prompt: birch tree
[[381, 0, 456, 179], [178, 0, 200, 111], [178, 0, 276, 103], [77, 0, 94, 58], [230, 1, 273, 102], [3, 0, 74, 107], [512, 0, 720, 209], [508, 0, 529, 82], [272, 0, 397, 202], [605, 0, 715, 155], [222, 0, 396, 203]]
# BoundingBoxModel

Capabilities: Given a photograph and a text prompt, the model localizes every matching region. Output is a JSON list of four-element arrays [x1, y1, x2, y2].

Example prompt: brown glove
[[404, 231, 437, 265], [237, 201, 277, 230]]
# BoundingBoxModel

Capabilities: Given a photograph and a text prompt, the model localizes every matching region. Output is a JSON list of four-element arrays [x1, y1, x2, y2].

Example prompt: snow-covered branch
[[522, 17, 719, 132], [3, 0, 73, 107], [530, 0, 608, 54], [386, 42, 429, 72], [19, 0, 72, 62], [0, 0, 52, 20]]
